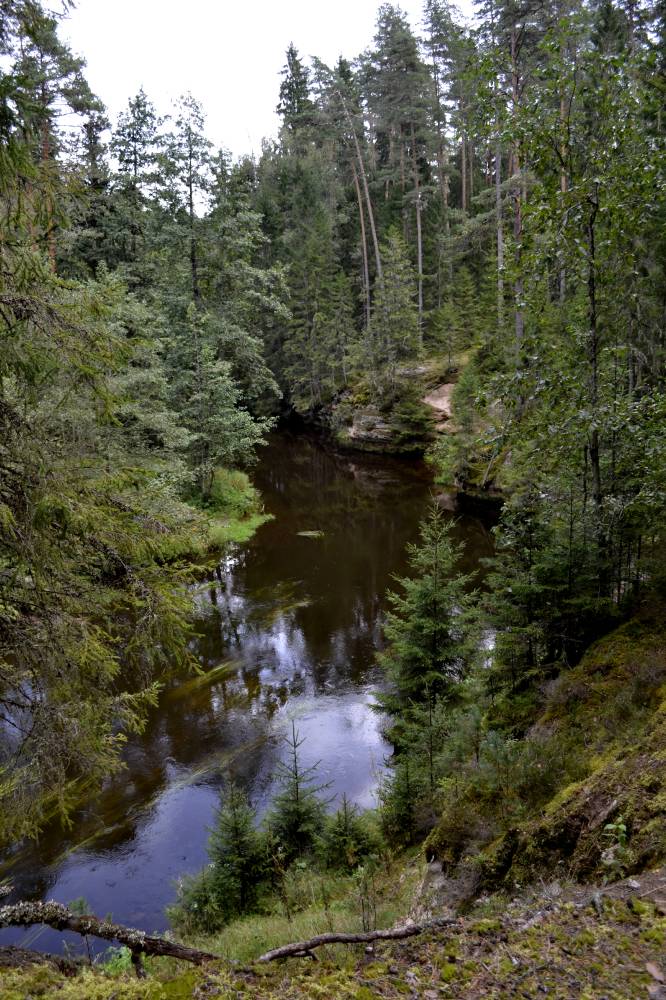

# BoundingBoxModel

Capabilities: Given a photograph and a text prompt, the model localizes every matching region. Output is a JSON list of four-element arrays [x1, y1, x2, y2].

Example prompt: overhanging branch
[[0, 900, 218, 971]]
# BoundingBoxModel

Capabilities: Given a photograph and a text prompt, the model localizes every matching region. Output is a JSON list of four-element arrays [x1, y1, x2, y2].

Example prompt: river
[[0, 431, 493, 953]]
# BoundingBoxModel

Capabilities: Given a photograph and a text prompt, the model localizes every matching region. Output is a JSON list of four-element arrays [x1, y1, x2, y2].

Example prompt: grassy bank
[[150, 468, 272, 564]]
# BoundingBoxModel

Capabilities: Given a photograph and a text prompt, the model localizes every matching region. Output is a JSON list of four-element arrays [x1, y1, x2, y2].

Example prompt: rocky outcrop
[[422, 381, 458, 433], [347, 407, 394, 444]]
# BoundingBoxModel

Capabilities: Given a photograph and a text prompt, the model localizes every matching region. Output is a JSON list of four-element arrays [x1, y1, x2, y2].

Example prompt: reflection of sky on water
[[0, 432, 493, 951]]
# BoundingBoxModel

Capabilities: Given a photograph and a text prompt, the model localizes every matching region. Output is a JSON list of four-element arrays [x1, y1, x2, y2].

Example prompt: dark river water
[[0, 432, 493, 954]]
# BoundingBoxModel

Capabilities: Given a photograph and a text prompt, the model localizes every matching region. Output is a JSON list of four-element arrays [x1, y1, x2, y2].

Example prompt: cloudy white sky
[[62, 0, 473, 159]]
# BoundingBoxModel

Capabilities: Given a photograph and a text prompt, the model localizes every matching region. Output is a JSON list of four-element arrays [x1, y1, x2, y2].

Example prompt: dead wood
[[257, 916, 456, 963], [0, 900, 218, 972]]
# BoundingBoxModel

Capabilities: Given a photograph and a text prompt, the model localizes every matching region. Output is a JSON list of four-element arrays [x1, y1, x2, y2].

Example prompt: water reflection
[[0, 432, 493, 948]]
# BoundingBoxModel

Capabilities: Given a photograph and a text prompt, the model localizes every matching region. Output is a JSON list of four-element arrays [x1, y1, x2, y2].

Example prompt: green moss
[[360, 962, 389, 978], [469, 918, 501, 934], [440, 961, 458, 981], [0, 966, 166, 999]]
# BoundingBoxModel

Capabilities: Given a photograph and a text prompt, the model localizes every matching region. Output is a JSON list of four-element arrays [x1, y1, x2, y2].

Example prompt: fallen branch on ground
[[257, 916, 456, 962], [0, 901, 218, 976]]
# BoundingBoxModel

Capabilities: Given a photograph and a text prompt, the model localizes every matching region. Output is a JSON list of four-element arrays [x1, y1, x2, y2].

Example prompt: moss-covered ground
[[2, 867, 665, 998], [469, 606, 666, 891]]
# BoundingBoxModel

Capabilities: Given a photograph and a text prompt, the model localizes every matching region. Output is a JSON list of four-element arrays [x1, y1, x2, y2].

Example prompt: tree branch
[[257, 916, 456, 963], [0, 901, 218, 970]]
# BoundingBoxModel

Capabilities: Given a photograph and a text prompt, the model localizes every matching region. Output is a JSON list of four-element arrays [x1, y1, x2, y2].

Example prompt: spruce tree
[[379, 503, 474, 710], [319, 794, 379, 872], [208, 785, 267, 919], [268, 723, 329, 861]]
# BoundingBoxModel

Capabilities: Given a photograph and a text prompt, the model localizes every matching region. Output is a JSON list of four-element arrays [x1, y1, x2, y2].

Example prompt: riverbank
[[2, 433, 486, 951], [154, 468, 272, 563], [3, 608, 665, 996], [3, 859, 665, 998]]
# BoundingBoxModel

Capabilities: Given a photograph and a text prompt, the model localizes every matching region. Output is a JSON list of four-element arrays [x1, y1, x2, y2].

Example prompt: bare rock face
[[347, 408, 394, 444], [422, 383, 460, 433], [435, 490, 458, 512], [422, 383, 454, 419]]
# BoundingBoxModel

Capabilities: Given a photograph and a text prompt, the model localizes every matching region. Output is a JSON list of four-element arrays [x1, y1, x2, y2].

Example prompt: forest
[[0, 0, 665, 997]]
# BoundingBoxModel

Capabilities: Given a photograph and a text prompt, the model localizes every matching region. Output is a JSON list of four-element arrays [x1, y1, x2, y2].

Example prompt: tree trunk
[[411, 122, 423, 346], [351, 161, 371, 326], [257, 916, 455, 962], [39, 79, 56, 273], [188, 140, 201, 305], [495, 138, 504, 330], [586, 184, 607, 595], [511, 25, 524, 359], [459, 83, 467, 212], [337, 90, 383, 283]]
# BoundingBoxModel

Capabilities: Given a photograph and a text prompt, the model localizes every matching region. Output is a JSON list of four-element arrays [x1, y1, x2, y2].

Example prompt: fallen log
[[0, 900, 218, 973], [257, 916, 456, 963]]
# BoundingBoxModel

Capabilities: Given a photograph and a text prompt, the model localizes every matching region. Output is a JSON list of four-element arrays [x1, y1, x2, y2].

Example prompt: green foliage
[[428, 268, 480, 363], [361, 230, 420, 396], [170, 786, 270, 935], [205, 468, 263, 519], [267, 722, 329, 862], [379, 758, 422, 847], [602, 815, 630, 882], [283, 213, 358, 413], [207, 786, 267, 916], [318, 795, 383, 872], [388, 388, 435, 453], [378, 503, 475, 710], [0, 3, 276, 846], [171, 746, 384, 938]]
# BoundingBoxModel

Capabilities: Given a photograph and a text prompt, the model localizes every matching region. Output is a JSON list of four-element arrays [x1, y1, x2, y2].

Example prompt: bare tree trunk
[[39, 79, 56, 273], [430, 58, 452, 295], [586, 183, 607, 595], [459, 80, 467, 213], [351, 161, 371, 327], [495, 138, 504, 330], [187, 141, 201, 305], [559, 87, 568, 304], [337, 90, 383, 283], [468, 137, 474, 202], [511, 25, 524, 359], [257, 916, 455, 962], [411, 122, 423, 346]]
